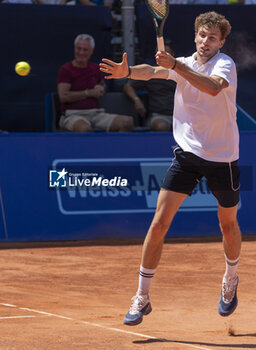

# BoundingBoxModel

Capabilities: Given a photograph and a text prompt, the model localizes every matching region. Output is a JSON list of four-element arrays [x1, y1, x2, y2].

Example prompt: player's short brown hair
[[195, 11, 231, 40]]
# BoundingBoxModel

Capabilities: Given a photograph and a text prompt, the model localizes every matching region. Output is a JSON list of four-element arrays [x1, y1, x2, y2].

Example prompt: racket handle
[[157, 36, 165, 52]]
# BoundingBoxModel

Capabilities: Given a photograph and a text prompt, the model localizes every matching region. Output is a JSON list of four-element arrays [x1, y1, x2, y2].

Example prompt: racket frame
[[144, 0, 169, 51]]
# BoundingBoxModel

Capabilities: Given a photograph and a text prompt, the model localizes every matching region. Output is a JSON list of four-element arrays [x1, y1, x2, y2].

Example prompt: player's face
[[74, 40, 93, 66], [195, 25, 225, 63]]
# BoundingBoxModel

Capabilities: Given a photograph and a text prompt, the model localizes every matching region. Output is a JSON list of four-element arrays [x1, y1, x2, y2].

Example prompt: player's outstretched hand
[[155, 51, 175, 69], [100, 53, 129, 79]]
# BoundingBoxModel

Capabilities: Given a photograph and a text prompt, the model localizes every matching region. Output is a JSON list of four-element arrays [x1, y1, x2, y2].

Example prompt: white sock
[[224, 253, 239, 280], [138, 265, 156, 295]]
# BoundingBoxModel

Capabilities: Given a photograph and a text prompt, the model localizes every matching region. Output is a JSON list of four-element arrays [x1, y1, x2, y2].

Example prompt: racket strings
[[147, 0, 168, 19]]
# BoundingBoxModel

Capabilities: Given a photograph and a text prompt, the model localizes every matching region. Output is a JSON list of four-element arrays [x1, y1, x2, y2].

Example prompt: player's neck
[[195, 54, 209, 66], [197, 54, 216, 67]]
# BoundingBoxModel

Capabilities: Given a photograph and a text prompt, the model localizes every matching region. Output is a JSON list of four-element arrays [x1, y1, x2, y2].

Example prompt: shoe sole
[[124, 303, 152, 326], [218, 296, 238, 317], [218, 278, 239, 317]]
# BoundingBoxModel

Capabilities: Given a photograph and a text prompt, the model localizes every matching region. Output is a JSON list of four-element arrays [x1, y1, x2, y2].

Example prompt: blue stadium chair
[[45, 92, 61, 132]]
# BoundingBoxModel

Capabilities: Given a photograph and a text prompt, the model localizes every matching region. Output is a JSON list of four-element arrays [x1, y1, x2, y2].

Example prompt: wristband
[[126, 66, 131, 78], [84, 89, 89, 98], [171, 59, 176, 70]]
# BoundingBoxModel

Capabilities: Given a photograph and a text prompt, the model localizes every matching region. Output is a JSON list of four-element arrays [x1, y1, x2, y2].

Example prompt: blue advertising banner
[[0, 132, 255, 242]]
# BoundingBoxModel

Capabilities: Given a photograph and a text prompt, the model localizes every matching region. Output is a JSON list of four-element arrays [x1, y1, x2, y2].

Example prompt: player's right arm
[[100, 53, 169, 81]]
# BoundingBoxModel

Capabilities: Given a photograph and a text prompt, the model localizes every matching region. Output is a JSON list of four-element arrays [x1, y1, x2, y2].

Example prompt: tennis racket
[[144, 0, 169, 52]]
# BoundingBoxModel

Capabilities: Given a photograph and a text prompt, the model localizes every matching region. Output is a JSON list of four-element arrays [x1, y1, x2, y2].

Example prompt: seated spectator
[[57, 34, 133, 132], [123, 40, 176, 132]]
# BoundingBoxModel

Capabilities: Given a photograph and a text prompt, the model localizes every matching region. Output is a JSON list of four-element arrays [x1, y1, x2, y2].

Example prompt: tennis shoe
[[218, 275, 239, 317], [123, 293, 152, 326]]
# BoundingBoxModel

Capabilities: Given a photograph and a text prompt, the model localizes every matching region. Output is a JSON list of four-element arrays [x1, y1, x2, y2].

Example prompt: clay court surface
[[0, 239, 256, 350]]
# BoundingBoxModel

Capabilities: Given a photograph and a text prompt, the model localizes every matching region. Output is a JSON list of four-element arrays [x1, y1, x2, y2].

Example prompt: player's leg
[[124, 189, 187, 326], [123, 145, 202, 326], [218, 204, 241, 261], [142, 189, 187, 269], [217, 203, 241, 316], [207, 159, 241, 317]]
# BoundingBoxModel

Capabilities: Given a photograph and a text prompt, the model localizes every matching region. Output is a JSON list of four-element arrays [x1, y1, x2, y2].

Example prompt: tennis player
[[100, 11, 241, 325]]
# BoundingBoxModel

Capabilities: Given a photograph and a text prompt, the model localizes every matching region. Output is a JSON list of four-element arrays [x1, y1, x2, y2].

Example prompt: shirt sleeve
[[57, 65, 72, 85], [210, 57, 235, 85]]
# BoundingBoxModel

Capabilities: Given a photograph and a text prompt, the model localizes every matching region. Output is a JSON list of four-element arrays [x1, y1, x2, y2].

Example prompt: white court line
[[20, 307, 73, 320], [1, 303, 17, 307], [0, 316, 36, 319], [0, 303, 213, 350]]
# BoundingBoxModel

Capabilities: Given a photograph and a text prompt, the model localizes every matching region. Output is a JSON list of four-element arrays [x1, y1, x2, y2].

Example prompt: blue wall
[[0, 132, 255, 242]]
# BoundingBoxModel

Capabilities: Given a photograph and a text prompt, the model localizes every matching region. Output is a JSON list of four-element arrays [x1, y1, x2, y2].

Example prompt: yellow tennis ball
[[15, 61, 31, 76]]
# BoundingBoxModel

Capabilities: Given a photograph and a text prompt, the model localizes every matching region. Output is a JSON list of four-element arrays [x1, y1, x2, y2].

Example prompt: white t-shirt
[[168, 51, 239, 162]]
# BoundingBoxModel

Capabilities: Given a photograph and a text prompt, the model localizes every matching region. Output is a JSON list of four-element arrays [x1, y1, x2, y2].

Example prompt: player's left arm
[[174, 63, 228, 96], [210, 75, 229, 92], [156, 52, 229, 96], [179, 66, 228, 96]]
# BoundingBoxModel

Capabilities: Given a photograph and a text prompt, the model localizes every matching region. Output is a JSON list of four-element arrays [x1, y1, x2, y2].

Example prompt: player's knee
[[219, 219, 237, 238], [150, 220, 170, 239]]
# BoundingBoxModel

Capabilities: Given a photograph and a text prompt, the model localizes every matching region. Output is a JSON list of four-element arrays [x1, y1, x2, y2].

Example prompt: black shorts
[[162, 145, 240, 208]]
